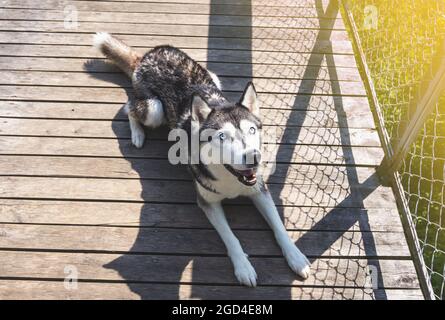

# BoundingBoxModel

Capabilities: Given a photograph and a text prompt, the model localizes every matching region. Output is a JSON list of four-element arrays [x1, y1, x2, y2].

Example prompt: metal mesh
[[400, 95, 445, 299], [343, 0, 445, 299]]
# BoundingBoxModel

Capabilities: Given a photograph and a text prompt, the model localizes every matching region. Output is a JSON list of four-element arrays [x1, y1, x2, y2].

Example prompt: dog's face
[[192, 82, 262, 186]]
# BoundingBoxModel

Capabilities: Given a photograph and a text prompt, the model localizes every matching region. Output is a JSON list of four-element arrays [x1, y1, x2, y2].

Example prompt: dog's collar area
[[189, 165, 220, 194], [224, 164, 257, 186]]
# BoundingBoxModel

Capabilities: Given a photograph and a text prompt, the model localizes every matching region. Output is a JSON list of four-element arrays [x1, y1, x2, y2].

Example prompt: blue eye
[[218, 132, 226, 140], [249, 127, 256, 134]]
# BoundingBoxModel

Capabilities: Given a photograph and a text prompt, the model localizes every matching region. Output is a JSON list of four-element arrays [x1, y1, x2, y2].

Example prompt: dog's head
[[192, 82, 262, 186]]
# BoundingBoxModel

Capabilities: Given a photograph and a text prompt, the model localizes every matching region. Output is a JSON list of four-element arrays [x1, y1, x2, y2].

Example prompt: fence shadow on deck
[[85, 0, 385, 299]]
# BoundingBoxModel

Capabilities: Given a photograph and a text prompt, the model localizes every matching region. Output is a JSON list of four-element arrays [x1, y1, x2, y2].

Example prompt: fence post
[[377, 39, 445, 183]]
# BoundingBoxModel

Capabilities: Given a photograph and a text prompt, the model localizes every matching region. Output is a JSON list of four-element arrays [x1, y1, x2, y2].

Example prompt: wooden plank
[[0, 57, 362, 82], [0, 32, 355, 55], [0, 70, 367, 96], [0, 9, 346, 30], [0, 96, 372, 119], [0, 223, 409, 257], [0, 176, 397, 208], [0, 42, 355, 58], [0, 199, 404, 232], [0, 87, 366, 110], [0, 0, 332, 10], [128, 0, 334, 7], [100, 0, 329, 6], [0, 86, 366, 109], [0, 26, 346, 42], [0, 21, 344, 42], [0, 251, 419, 288], [0, 155, 380, 186], [0, 101, 376, 129], [0, 0, 340, 17], [0, 136, 385, 166], [0, 108, 375, 129], [0, 118, 380, 146], [0, 280, 423, 300]]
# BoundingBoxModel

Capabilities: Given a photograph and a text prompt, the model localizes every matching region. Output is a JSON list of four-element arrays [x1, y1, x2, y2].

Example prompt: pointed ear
[[191, 94, 212, 122], [239, 82, 259, 117]]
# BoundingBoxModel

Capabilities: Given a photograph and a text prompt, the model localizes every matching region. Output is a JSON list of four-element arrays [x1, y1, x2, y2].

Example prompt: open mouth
[[224, 165, 257, 186]]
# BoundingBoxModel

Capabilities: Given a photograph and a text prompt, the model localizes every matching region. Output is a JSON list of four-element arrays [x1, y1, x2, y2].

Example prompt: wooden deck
[[0, 0, 423, 299]]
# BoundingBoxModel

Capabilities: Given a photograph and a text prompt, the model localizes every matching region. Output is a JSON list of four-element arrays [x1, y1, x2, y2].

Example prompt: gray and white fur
[[94, 32, 310, 286]]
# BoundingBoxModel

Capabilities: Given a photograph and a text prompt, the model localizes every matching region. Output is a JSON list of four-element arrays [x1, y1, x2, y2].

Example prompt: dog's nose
[[244, 149, 261, 167]]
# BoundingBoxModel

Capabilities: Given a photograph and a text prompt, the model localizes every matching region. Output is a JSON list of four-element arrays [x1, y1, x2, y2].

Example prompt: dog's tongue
[[239, 169, 255, 178]]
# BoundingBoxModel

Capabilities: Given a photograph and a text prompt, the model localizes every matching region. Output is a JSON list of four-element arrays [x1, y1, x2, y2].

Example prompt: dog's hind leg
[[125, 101, 146, 148], [250, 190, 311, 279], [197, 195, 258, 287], [125, 98, 165, 148], [129, 115, 145, 148]]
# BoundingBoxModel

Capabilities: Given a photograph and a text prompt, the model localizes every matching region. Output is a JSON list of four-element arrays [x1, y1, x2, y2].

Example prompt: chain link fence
[[341, 0, 445, 299]]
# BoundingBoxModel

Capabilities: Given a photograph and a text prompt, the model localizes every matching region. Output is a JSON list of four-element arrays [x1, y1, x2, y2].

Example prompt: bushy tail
[[93, 32, 141, 77]]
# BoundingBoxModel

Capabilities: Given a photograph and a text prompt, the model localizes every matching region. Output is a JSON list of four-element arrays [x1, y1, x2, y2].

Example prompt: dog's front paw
[[131, 129, 145, 148], [233, 256, 257, 287], [284, 246, 311, 279]]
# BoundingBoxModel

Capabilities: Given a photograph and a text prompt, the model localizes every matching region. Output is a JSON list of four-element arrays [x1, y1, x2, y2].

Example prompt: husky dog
[[94, 32, 310, 286]]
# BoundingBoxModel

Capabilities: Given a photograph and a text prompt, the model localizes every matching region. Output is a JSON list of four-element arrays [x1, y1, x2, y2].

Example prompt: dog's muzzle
[[225, 149, 261, 186]]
